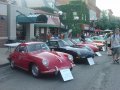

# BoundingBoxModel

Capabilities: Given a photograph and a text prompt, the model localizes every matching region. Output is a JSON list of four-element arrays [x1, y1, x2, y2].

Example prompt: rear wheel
[[70, 67, 73, 71], [31, 64, 40, 78]]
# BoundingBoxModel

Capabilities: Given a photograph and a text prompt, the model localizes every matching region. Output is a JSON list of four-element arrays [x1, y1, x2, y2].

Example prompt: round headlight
[[42, 59, 49, 67], [68, 55, 73, 61]]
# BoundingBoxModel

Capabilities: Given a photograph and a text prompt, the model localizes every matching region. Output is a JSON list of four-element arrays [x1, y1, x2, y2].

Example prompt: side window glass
[[15, 46, 20, 52], [59, 40, 65, 47], [49, 41, 59, 47], [18, 46, 27, 52], [46, 42, 50, 46], [54, 42, 59, 47], [27, 44, 36, 52], [41, 43, 48, 50]]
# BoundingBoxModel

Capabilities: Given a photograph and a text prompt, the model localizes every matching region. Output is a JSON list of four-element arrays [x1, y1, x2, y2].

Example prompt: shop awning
[[34, 16, 64, 28], [16, 14, 65, 28], [16, 14, 48, 23], [35, 23, 59, 28]]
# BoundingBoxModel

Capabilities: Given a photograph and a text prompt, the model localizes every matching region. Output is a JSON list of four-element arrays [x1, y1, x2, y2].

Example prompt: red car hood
[[77, 43, 99, 52], [92, 42, 104, 46], [31, 51, 72, 69], [81, 42, 104, 46]]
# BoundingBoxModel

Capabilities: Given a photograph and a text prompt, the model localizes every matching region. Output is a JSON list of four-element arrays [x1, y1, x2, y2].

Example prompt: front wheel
[[31, 64, 40, 78]]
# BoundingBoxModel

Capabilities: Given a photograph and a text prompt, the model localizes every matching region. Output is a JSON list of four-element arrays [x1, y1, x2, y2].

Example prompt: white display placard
[[96, 52, 102, 56], [102, 47, 105, 51], [87, 58, 95, 65], [60, 69, 74, 81]]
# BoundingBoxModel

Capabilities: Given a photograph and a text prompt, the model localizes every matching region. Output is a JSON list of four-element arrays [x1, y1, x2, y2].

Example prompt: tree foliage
[[58, 0, 89, 36], [96, 10, 120, 30]]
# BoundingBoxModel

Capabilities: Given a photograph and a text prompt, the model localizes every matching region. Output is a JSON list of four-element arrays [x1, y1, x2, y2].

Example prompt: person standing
[[106, 33, 112, 55], [111, 28, 120, 63], [81, 31, 85, 42], [47, 32, 52, 41]]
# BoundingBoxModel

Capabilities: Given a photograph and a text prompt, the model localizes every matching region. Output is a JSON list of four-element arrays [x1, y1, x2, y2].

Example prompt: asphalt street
[[0, 51, 120, 90]]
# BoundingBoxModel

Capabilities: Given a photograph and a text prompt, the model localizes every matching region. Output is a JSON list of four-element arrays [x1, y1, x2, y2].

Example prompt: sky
[[96, 0, 120, 17]]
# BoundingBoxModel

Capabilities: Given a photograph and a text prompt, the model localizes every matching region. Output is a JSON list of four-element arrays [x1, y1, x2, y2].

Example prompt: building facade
[[7, 4, 35, 41], [0, 0, 63, 47], [0, 1, 8, 47], [8, 4, 61, 41], [85, 0, 101, 21]]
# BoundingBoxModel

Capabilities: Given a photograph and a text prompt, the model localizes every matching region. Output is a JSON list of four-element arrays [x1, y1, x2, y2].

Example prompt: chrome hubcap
[[32, 65, 39, 76]]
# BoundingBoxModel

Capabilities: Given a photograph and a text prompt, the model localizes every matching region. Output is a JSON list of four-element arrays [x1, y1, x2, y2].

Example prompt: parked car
[[90, 36, 106, 44], [47, 39, 94, 63], [71, 38, 99, 53], [85, 38, 104, 50], [8, 42, 74, 77], [63, 38, 94, 52]]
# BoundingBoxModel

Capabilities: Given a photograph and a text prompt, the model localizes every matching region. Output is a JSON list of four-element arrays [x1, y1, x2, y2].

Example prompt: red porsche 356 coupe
[[8, 42, 74, 77]]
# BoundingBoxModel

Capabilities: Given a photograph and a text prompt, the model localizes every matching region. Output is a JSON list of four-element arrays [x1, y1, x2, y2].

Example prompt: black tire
[[10, 60, 15, 69], [31, 64, 40, 78], [70, 67, 73, 71]]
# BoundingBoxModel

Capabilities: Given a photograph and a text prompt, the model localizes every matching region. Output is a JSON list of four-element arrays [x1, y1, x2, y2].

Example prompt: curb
[[0, 63, 9, 68]]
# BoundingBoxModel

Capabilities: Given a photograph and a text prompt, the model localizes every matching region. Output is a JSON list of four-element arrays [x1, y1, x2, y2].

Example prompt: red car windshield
[[27, 43, 50, 52]]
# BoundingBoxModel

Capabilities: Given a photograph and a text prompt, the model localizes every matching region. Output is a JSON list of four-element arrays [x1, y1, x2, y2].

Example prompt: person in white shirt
[[111, 28, 120, 63]]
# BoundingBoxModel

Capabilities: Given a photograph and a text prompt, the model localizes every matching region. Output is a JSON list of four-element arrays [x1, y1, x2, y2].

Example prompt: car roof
[[21, 42, 44, 45], [49, 39, 61, 42]]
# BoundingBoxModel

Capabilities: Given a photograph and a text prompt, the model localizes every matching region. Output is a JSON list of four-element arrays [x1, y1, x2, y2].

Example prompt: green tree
[[96, 10, 120, 30], [58, 0, 89, 37], [96, 10, 109, 30]]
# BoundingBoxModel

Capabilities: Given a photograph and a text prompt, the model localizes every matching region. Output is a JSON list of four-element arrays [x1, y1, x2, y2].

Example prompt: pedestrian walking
[[111, 28, 120, 63]]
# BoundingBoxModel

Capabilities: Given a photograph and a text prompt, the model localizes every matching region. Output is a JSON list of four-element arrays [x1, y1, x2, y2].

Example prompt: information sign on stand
[[96, 52, 102, 56], [60, 69, 74, 81], [87, 58, 95, 65], [102, 47, 105, 51]]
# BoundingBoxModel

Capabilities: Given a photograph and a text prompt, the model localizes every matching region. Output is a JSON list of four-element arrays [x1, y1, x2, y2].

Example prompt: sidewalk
[[0, 48, 10, 67]]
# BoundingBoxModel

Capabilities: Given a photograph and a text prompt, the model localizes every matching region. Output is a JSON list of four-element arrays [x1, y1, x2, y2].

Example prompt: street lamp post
[[58, 11, 63, 28], [73, 16, 79, 37]]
